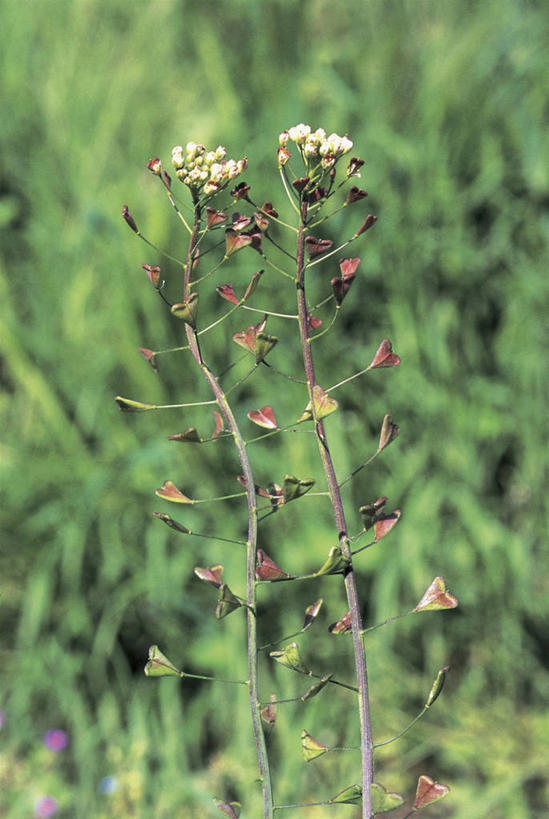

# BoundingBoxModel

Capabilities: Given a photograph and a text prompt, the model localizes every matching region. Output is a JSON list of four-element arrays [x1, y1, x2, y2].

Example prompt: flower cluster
[[278, 124, 353, 169], [170, 142, 247, 196]]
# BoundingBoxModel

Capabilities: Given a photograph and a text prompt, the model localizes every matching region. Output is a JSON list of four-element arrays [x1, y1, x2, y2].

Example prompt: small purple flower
[[43, 730, 69, 751], [98, 775, 118, 794], [34, 796, 58, 818]]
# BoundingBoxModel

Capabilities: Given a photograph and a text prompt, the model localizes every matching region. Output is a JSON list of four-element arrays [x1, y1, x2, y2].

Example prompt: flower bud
[[122, 205, 138, 233]]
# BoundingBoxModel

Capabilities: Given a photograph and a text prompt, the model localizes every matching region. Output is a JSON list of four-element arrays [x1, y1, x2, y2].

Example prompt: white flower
[[279, 130, 290, 146], [340, 135, 353, 154], [204, 180, 219, 195], [215, 145, 227, 160], [311, 127, 326, 143], [171, 145, 185, 168], [288, 123, 311, 145], [205, 151, 216, 164], [303, 141, 318, 157]]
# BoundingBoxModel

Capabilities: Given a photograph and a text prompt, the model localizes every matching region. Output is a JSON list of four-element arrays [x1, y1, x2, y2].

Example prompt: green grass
[[1, 0, 548, 816]]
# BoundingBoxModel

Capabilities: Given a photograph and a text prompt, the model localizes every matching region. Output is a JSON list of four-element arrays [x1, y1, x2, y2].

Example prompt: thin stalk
[[295, 199, 374, 819], [182, 201, 274, 818]]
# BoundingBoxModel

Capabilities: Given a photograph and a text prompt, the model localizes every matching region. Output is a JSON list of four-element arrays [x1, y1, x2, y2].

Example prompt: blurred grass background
[[1, 0, 548, 816]]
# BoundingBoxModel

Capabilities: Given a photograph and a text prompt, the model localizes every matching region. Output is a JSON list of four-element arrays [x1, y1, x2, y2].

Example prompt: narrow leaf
[[138, 347, 158, 372], [329, 611, 352, 634], [216, 283, 239, 304], [374, 510, 402, 542], [329, 784, 362, 805], [153, 512, 191, 534], [213, 799, 241, 819], [313, 546, 350, 577], [378, 413, 400, 451], [413, 776, 450, 810], [414, 577, 458, 612], [300, 673, 333, 701], [243, 269, 264, 300], [167, 427, 202, 443], [426, 665, 450, 707], [212, 410, 224, 439], [115, 396, 156, 412], [303, 598, 323, 631], [261, 694, 277, 726], [194, 565, 224, 588], [155, 481, 193, 504], [301, 730, 328, 762]]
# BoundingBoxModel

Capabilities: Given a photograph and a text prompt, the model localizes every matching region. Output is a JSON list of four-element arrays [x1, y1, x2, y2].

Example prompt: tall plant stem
[[295, 201, 374, 818], [183, 202, 274, 817]]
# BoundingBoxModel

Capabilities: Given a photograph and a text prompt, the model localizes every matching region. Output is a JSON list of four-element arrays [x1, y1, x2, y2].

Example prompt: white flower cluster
[[171, 142, 247, 195], [279, 124, 353, 168]]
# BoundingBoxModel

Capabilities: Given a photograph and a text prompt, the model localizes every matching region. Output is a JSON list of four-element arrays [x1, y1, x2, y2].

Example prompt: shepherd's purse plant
[[119, 124, 457, 818]]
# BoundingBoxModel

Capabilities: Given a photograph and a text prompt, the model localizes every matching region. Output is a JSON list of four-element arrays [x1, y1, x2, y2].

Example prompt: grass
[[1, 0, 548, 816]]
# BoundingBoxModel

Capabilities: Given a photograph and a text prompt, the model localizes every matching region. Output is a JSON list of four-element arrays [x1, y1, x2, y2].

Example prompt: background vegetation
[[1, 0, 548, 816]]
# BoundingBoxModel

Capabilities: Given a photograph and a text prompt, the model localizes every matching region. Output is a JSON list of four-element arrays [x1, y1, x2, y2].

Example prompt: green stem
[[295, 199, 374, 819], [182, 202, 274, 818], [373, 707, 427, 748]]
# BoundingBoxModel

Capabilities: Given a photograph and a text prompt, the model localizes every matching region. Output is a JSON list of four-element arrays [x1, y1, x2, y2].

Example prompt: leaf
[[261, 694, 277, 726], [359, 497, 388, 530], [371, 782, 405, 813], [194, 565, 224, 588], [114, 396, 156, 412], [155, 481, 193, 504], [255, 549, 289, 581], [170, 292, 199, 328], [329, 784, 362, 805], [303, 598, 323, 631], [142, 263, 163, 289], [243, 269, 264, 300], [213, 799, 241, 819], [300, 673, 333, 702], [298, 385, 338, 422], [378, 413, 400, 451], [206, 206, 227, 227], [356, 213, 377, 235], [152, 512, 191, 534], [255, 332, 278, 364], [215, 584, 242, 620], [144, 645, 181, 677], [233, 315, 268, 354], [331, 257, 360, 305], [301, 730, 328, 762], [413, 775, 450, 810], [426, 665, 450, 707], [374, 510, 402, 542], [328, 611, 352, 634], [269, 642, 310, 674], [216, 283, 239, 304], [247, 405, 278, 430], [212, 410, 224, 439], [225, 227, 252, 257], [305, 236, 333, 258], [138, 347, 158, 372], [313, 546, 350, 577], [167, 427, 202, 443], [369, 339, 401, 369], [282, 474, 315, 503], [414, 577, 458, 612]]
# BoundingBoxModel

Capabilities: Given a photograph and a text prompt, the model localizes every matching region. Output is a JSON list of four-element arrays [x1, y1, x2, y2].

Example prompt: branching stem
[[295, 199, 374, 819]]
